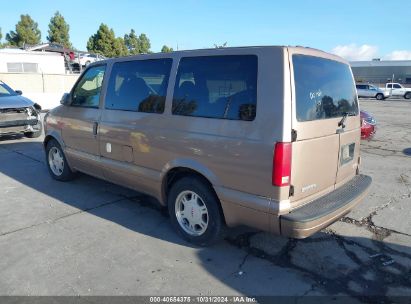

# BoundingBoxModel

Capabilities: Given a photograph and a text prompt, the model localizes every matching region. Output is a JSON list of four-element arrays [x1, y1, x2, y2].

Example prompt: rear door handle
[[92, 121, 98, 136]]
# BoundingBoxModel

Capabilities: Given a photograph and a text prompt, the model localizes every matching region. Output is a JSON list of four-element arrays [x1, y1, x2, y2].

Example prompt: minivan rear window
[[293, 55, 358, 122]]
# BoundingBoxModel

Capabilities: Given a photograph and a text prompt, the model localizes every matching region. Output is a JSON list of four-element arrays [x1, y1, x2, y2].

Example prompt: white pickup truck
[[381, 83, 411, 99]]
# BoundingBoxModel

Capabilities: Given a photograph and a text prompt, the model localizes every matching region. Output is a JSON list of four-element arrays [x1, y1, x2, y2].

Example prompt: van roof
[[92, 45, 347, 66], [129, 45, 328, 55]]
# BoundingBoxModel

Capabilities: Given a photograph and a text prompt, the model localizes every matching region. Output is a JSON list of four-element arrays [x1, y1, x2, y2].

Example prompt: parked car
[[43, 46, 372, 246], [0, 81, 42, 138], [381, 83, 411, 99], [360, 110, 376, 140], [78, 53, 106, 67], [356, 84, 390, 100]]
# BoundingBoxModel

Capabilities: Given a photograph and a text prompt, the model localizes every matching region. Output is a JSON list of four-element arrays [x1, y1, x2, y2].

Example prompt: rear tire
[[376, 93, 384, 100], [404, 92, 411, 99], [167, 176, 224, 246], [45, 139, 76, 181]]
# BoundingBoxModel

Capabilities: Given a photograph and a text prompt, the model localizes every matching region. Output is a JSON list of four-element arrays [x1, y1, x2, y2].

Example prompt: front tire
[[46, 139, 76, 181], [404, 92, 411, 99], [376, 93, 384, 100], [168, 177, 224, 246]]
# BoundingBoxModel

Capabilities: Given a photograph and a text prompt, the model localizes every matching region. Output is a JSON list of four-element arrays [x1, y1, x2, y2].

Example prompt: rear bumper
[[280, 174, 372, 238]]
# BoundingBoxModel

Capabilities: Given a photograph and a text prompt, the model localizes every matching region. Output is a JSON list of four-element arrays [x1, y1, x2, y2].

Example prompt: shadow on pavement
[[0, 139, 410, 300]]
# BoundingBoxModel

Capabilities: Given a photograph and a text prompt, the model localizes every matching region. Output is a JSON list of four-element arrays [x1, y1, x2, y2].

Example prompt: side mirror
[[15, 90, 23, 95], [60, 93, 71, 105], [33, 103, 42, 111]]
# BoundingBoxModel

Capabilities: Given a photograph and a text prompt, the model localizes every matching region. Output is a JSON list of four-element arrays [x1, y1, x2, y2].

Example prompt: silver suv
[[356, 83, 390, 100]]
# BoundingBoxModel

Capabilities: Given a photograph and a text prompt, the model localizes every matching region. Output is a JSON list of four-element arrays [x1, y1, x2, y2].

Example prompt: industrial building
[[350, 59, 411, 86]]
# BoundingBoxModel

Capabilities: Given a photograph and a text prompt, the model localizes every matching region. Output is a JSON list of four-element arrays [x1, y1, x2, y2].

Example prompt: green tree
[[124, 29, 151, 54], [124, 29, 139, 55], [6, 14, 41, 47], [87, 23, 128, 58], [137, 33, 151, 54], [113, 37, 128, 57], [47, 11, 72, 48], [161, 45, 173, 53]]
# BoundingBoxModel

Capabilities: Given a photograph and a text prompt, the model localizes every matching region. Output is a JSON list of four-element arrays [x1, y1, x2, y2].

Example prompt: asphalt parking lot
[[0, 99, 410, 300]]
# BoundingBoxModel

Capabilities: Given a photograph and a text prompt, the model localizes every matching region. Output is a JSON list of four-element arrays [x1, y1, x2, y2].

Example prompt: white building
[[0, 48, 65, 74], [0, 48, 78, 109]]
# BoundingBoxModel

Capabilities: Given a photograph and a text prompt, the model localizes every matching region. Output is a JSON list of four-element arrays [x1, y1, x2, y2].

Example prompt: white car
[[78, 53, 106, 67]]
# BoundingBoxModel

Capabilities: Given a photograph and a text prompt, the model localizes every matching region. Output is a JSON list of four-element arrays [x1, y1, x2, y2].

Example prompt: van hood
[[0, 95, 34, 109]]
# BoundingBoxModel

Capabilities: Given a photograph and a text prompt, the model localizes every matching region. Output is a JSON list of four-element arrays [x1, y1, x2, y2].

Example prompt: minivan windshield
[[293, 55, 358, 122]]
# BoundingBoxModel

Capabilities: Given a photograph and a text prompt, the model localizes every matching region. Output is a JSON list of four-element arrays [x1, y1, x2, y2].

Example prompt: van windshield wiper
[[338, 111, 356, 128]]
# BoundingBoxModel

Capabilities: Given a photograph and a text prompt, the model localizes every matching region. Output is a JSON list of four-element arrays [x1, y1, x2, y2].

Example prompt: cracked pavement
[[0, 101, 410, 300]]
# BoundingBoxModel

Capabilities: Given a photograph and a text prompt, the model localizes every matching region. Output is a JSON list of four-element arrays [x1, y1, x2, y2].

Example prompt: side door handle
[[92, 121, 98, 136]]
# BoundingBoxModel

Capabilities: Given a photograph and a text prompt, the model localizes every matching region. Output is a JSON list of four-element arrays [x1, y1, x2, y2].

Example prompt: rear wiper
[[338, 112, 356, 128]]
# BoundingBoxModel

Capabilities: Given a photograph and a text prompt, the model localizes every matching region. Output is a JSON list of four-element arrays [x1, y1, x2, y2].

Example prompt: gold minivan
[[44, 46, 372, 245]]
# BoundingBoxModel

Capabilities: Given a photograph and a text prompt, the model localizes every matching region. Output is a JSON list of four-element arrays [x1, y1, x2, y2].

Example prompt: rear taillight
[[272, 142, 292, 187]]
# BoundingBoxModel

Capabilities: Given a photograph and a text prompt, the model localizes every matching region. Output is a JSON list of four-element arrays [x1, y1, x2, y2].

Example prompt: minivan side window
[[172, 55, 258, 121], [105, 58, 172, 113], [71, 65, 106, 108]]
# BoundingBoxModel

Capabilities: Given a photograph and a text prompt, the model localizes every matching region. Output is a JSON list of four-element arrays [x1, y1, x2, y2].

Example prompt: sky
[[1, 0, 410, 61]]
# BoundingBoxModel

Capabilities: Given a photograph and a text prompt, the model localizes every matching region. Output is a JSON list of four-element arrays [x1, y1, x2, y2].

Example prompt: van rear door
[[289, 50, 359, 206]]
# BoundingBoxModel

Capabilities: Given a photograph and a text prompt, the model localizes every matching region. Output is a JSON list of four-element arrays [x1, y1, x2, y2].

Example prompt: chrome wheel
[[175, 190, 209, 236], [48, 147, 64, 176]]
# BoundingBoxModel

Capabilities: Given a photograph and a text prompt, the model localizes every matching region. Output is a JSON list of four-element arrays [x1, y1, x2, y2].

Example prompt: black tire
[[168, 176, 224, 246], [404, 92, 411, 99], [376, 93, 384, 101], [45, 139, 76, 181], [24, 121, 43, 138]]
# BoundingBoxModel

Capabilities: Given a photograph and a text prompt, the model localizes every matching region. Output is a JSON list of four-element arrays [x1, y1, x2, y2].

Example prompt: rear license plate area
[[340, 143, 355, 166]]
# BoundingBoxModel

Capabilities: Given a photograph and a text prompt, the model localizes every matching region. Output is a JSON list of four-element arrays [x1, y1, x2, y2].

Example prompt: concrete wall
[[0, 73, 79, 110]]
